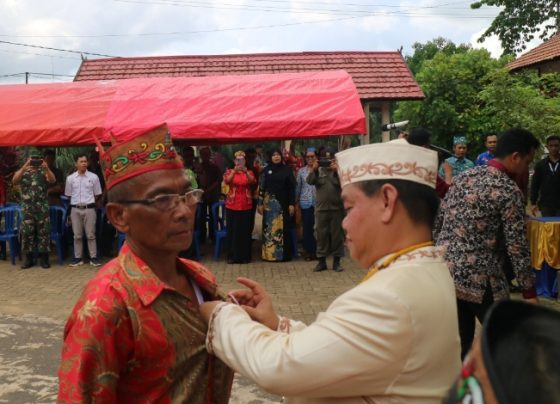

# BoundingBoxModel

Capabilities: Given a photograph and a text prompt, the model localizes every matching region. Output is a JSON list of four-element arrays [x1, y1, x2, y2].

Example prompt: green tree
[[471, 0, 560, 55], [478, 69, 560, 141], [395, 48, 504, 149], [406, 37, 471, 76], [396, 44, 560, 154]]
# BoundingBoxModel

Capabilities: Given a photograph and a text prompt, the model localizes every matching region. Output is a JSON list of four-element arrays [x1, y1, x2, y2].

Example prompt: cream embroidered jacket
[[206, 246, 461, 403]]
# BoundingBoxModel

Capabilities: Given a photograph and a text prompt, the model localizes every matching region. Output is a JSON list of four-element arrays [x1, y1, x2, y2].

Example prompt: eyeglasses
[[306, 155, 316, 159], [117, 189, 204, 211]]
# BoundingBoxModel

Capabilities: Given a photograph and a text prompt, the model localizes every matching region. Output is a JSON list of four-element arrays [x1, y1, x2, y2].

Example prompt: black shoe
[[313, 257, 327, 272], [39, 253, 50, 269], [333, 256, 343, 272], [21, 253, 35, 269]]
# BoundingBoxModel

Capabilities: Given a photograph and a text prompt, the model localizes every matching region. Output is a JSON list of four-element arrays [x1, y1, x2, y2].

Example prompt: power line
[[192, 0, 473, 7], [116, 0, 474, 14], [0, 2, 497, 41], [113, 0, 496, 18], [0, 40, 117, 58], [0, 47, 80, 60], [0, 72, 74, 78], [0, 73, 25, 79], [28, 72, 75, 77]]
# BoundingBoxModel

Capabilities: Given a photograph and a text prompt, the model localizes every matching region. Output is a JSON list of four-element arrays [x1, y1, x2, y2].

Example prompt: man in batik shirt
[[58, 124, 233, 403], [435, 128, 539, 360]]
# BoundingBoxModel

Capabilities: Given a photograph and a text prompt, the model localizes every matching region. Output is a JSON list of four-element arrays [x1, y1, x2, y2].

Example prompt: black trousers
[[457, 284, 494, 360], [225, 208, 253, 263]]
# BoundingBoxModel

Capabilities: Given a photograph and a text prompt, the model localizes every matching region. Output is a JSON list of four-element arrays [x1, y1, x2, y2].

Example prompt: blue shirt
[[439, 156, 475, 178], [475, 151, 494, 166], [295, 166, 316, 209]]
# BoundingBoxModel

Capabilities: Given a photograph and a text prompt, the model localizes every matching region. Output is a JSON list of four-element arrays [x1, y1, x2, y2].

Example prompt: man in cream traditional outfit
[[200, 139, 461, 403]]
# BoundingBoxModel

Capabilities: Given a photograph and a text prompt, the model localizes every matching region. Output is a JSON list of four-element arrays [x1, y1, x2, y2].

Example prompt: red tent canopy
[[0, 70, 365, 146]]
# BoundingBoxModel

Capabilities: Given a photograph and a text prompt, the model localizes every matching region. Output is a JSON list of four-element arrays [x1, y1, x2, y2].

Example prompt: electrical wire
[[113, 0, 495, 18], [0, 47, 80, 60], [0, 40, 117, 57], [0, 1, 496, 40], [0, 72, 74, 78]]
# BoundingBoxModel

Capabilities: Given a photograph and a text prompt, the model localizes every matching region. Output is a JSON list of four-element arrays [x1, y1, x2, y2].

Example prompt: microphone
[[381, 120, 409, 131]]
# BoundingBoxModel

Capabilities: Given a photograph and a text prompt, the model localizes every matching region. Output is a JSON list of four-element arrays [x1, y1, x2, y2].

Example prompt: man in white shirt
[[65, 154, 103, 266], [200, 140, 460, 403]]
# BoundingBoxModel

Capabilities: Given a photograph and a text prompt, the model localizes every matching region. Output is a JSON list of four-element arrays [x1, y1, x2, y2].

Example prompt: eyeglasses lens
[[151, 190, 203, 210]]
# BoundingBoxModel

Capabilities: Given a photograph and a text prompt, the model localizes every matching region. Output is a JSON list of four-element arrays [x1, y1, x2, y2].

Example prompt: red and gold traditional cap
[[97, 124, 183, 190], [336, 139, 438, 189]]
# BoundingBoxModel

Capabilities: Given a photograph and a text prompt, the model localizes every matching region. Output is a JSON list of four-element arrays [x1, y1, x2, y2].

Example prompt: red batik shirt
[[223, 169, 255, 211], [57, 244, 233, 403]]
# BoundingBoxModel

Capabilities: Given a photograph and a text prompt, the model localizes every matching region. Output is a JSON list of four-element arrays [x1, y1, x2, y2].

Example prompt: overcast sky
[[0, 0, 538, 85]]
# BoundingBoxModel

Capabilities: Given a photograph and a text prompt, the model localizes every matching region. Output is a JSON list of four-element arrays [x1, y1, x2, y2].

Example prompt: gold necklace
[[361, 241, 434, 283]]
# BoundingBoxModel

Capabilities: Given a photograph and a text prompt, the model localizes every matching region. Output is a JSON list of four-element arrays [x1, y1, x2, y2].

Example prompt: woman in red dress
[[223, 151, 256, 264]]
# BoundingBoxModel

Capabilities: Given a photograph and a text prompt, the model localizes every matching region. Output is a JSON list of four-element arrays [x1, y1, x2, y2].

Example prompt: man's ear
[[379, 183, 399, 224], [105, 203, 129, 234], [510, 151, 522, 163]]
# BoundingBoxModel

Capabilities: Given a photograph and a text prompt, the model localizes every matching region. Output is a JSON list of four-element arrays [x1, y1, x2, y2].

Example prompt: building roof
[[74, 51, 424, 101], [507, 34, 560, 71]]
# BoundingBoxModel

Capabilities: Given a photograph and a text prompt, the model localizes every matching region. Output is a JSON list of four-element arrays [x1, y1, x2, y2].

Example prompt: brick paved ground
[[0, 241, 363, 403], [0, 240, 557, 403]]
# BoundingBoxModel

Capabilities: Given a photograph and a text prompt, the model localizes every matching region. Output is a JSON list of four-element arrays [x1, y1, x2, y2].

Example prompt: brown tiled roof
[[507, 34, 560, 71], [74, 51, 424, 101]]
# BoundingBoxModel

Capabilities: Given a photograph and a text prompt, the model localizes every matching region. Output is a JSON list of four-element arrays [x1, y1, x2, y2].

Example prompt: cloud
[[470, 27, 547, 58], [0, 0, 520, 84], [470, 29, 503, 58]]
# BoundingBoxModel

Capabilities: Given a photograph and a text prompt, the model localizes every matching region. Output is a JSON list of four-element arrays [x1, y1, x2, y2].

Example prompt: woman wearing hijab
[[258, 149, 296, 262], [223, 151, 256, 264]]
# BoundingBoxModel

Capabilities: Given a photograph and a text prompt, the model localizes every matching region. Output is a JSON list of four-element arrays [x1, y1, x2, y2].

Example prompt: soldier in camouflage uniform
[[12, 151, 56, 269]]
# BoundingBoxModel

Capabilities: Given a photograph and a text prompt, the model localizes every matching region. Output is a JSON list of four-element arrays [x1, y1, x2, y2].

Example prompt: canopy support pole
[[381, 102, 390, 143], [361, 102, 370, 145]]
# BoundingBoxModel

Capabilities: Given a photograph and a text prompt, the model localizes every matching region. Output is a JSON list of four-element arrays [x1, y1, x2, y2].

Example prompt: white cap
[[336, 139, 438, 189]]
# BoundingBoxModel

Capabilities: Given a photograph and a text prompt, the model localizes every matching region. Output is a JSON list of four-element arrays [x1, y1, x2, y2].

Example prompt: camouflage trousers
[[21, 213, 51, 253]]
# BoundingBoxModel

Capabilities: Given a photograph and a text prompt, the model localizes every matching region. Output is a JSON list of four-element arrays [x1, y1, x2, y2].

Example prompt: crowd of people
[[50, 125, 559, 403], [0, 140, 354, 272], [2, 130, 559, 281], [1, 125, 559, 403]]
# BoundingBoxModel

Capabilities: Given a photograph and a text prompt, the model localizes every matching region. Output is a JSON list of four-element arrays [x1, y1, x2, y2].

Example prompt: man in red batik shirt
[[57, 124, 233, 403]]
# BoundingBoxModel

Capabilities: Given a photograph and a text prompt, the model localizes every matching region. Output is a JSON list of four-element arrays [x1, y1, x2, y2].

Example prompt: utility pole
[[25, 72, 29, 84]]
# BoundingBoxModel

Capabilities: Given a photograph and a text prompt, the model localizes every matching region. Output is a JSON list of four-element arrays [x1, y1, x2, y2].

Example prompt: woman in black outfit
[[257, 149, 296, 262]]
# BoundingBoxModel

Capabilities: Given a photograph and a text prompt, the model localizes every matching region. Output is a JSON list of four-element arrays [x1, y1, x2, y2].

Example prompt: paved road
[[0, 243, 363, 403], [0, 244, 557, 403]]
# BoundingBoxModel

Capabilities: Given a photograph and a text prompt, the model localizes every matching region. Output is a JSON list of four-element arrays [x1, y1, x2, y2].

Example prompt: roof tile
[[74, 51, 423, 100], [507, 34, 560, 71]]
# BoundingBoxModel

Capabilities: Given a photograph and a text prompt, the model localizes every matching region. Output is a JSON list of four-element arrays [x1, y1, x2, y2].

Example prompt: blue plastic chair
[[211, 201, 227, 260], [0, 205, 22, 265], [49, 205, 66, 265]]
